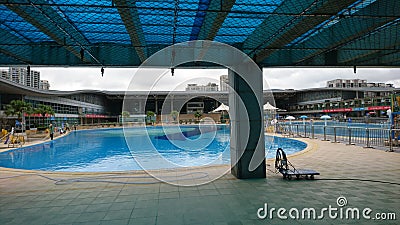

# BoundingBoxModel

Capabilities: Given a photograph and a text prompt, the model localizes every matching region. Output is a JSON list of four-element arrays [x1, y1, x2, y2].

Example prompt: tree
[[4, 100, 32, 121], [5, 100, 33, 131], [121, 111, 130, 118], [170, 110, 179, 122], [194, 111, 202, 122], [25, 104, 35, 128], [146, 111, 155, 125], [35, 104, 55, 126], [121, 111, 130, 123]]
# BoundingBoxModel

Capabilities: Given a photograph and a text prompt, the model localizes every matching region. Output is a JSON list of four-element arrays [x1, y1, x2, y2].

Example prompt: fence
[[277, 123, 399, 152]]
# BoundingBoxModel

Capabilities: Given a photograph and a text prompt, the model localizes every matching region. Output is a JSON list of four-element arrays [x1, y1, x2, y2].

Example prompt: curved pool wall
[[0, 126, 307, 172]]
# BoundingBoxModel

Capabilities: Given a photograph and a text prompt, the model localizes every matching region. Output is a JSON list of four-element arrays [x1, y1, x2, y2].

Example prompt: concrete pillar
[[228, 69, 266, 179], [170, 95, 174, 112]]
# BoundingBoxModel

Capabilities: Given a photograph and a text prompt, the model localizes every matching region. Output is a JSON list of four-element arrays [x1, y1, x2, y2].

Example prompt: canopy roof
[[263, 102, 278, 110], [213, 103, 229, 112], [0, 0, 399, 67]]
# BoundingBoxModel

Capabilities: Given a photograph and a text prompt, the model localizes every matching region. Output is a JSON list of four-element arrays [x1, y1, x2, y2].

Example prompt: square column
[[229, 69, 266, 179]]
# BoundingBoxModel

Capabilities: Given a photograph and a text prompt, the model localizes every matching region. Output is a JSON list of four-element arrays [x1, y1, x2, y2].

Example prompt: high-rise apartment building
[[0, 70, 9, 79], [0, 67, 46, 89], [27, 70, 40, 88], [185, 83, 218, 92], [9, 67, 27, 85], [39, 80, 50, 90], [220, 75, 228, 91], [327, 79, 367, 88]]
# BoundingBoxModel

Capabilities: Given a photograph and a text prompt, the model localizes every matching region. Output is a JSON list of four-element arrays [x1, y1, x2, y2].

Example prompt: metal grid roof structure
[[0, 0, 399, 67]]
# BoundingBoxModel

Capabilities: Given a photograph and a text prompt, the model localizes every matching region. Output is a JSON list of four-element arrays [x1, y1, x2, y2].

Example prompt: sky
[[34, 67, 400, 91]]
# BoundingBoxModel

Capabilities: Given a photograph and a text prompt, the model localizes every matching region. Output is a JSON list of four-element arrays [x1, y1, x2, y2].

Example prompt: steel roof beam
[[197, 0, 235, 41], [0, 27, 32, 64], [337, 22, 400, 65], [114, 0, 147, 63], [247, 0, 356, 63], [348, 50, 400, 66], [4, 0, 99, 64], [292, 0, 399, 66]]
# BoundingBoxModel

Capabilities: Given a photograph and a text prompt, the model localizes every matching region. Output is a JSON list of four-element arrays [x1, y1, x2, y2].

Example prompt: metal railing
[[277, 123, 399, 151]]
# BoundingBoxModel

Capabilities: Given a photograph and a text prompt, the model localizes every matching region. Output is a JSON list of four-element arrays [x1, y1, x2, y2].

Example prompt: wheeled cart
[[275, 148, 320, 180]]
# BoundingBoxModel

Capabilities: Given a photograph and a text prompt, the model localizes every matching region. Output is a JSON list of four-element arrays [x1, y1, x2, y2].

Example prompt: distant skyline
[[3, 66, 400, 91]]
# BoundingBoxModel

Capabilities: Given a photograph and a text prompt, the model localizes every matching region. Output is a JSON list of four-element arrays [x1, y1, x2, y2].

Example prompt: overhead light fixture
[[80, 48, 84, 61]]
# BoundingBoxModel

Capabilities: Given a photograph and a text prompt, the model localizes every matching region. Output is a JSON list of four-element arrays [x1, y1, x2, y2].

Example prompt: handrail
[[278, 123, 399, 151]]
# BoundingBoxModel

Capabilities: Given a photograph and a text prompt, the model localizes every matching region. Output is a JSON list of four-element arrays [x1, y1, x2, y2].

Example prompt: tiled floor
[[0, 138, 399, 225]]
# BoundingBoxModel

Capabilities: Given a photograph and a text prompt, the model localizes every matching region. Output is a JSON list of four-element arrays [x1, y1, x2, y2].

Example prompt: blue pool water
[[0, 126, 307, 172]]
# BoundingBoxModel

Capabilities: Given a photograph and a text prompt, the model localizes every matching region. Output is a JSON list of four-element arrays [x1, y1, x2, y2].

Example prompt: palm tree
[[25, 105, 35, 129], [35, 104, 55, 126], [194, 111, 202, 122], [4, 100, 32, 132], [4, 100, 32, 120]]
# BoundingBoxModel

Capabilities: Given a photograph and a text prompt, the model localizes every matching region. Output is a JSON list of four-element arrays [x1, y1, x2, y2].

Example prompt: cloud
[[36, 67, 399, 91], [263, 68, 400, 89]]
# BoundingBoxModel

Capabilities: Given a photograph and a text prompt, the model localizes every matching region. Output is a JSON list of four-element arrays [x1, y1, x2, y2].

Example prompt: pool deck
[[0, 137, 399, 225]]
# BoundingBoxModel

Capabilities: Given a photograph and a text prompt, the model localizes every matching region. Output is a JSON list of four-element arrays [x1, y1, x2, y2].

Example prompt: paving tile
[[47, 213, 81, 224], [85, 203, 112, 212], [109, 201, 136, 211], [100, 219, 129, 225], [60, 204, 90, 214], [128, 217, 156, 225], [103, 209, 132, 220], [74, 212, 107, 223], [130, 208, 158, 219], [155, 215, 184, 225]]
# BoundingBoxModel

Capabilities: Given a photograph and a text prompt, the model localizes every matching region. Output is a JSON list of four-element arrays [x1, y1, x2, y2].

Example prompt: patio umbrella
[[299, 115, 308, 125], [320, 115, 331, 126], [285, 116, 295, 124], [263, 102, 278, 110], [213, 103, 229, 121], [212, 103, 229, 112]]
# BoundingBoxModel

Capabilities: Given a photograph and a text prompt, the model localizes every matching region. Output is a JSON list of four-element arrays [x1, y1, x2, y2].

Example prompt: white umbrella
[[263, 102, 278, 110], [264, 102, 286, 112], [285, 116, 295, 120], [320, 115, 331, 126], [212, 103, 229, 112], [213, 103, 229, 122], [285, 115, 295, 125]]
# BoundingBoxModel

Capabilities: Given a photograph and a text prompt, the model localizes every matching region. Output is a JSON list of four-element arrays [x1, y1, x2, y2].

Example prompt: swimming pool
[[0, 126, 307, 172]]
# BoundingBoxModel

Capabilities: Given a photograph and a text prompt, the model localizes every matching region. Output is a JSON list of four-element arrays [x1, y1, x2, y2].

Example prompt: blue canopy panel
[[215, 1, 280, 44], [52, 5, 130, 44], [0, 5, 52, 42], [135, 0, 200, 45], [189, 0, 210, 41], [286, 0, 378, 47], [0, 0, 399, 67]]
